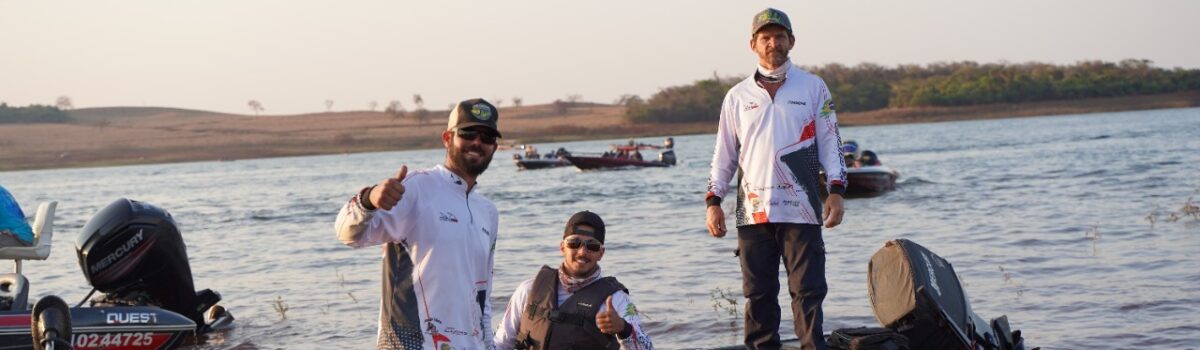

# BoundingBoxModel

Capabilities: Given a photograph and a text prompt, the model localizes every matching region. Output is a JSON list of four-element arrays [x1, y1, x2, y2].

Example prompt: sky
[[2, 0, 1198, 115]]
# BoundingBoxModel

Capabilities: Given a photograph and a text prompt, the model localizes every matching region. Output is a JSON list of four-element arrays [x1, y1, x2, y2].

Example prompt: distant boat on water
[[565, 138, 676, 170], [512, 145, 572, 170]]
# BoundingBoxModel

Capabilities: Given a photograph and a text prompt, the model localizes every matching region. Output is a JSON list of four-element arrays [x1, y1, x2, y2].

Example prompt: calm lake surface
[[2, 108, 1198, 349]]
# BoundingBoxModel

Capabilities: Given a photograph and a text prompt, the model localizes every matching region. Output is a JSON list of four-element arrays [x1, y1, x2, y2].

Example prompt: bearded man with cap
[[336, 98, 503, 350], [705, 8, 848, 350], [494, 211, 654, 350]]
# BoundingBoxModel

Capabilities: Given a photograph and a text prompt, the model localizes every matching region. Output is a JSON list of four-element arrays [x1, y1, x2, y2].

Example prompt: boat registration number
[[72, 332, 155, 348]]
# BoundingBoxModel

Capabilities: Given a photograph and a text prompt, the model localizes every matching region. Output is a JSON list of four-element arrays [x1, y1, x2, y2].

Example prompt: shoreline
[[2, 91, 1197, 172]]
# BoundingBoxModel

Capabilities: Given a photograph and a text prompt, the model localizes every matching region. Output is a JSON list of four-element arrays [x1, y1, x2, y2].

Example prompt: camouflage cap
[[446, 98, 501, 137], [752, 8, 792, 35]]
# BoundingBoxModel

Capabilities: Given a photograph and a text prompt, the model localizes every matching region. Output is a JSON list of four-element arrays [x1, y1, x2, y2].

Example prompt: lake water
[[2, 108, 1198, 349]]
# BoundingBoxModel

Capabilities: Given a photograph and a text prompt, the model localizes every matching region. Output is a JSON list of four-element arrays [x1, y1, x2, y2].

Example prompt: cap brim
[[453, 122, 502, 138], [753, 22, 792, 35]]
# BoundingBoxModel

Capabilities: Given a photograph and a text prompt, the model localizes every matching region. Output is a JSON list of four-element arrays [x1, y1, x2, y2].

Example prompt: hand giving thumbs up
[[595, 295, 627, 336], [370, 165, 407, 211]]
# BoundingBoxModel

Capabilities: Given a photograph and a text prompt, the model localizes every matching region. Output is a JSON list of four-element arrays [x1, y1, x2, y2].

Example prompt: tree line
[[626, 59, 1200, 123], [0, 104, 72, 124]]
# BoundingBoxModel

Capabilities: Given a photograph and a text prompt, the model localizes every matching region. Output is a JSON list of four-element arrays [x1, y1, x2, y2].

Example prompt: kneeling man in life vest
[[494, 211, 655, 350]]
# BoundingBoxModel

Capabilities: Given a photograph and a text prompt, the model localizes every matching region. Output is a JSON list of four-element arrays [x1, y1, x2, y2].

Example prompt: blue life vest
[[0, 185, 33, 245]]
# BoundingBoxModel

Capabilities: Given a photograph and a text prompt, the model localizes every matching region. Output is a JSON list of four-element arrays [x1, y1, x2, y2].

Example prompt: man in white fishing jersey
[[705, 8, 848, 350], [336, 98, 502, 350]]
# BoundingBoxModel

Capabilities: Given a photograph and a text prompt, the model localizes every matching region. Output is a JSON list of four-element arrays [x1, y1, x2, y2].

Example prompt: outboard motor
[[868, 239, 1028, 350], [75, 199, 221, 332], [659, 150, 677, 166]]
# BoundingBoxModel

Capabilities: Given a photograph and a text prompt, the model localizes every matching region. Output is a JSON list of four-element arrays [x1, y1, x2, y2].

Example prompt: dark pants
[[737, 223, 827, 350]]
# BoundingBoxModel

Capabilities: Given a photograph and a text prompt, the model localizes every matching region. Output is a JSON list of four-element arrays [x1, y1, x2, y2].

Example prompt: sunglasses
[[564, 238, 602, 252], [456, 128, 498, 145]]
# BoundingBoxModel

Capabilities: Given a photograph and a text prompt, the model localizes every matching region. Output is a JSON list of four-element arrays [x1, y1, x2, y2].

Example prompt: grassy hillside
[[2, 92, 1198, 172], [68, 107, 232, 122]]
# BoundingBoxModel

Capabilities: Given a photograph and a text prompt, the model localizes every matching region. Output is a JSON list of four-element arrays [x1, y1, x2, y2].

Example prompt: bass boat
[[845, 166, 900, 197], [565, 141, 677, 170], [0, 199, 233, 350]]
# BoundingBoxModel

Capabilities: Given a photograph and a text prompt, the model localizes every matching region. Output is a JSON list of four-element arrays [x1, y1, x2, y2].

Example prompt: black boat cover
[[868, 239, 973, 349]]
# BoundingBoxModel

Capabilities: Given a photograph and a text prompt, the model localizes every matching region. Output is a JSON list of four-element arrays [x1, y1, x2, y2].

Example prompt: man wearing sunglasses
[[336, 98, 502, 350], [494, 211, 654, 350]]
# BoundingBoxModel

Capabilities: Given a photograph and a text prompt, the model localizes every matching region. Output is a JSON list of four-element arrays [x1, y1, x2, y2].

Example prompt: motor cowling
[[659, 150, 677, 165], [75, 198, 215, 330]]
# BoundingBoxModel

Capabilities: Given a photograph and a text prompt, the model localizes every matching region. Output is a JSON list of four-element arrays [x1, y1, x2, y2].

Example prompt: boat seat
[[0, 201, 57, 261], [0, 273, 29, 311]]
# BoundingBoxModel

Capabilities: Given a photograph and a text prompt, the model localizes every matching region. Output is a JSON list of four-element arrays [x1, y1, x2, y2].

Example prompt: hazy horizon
[[3, 0, 1197, 115]]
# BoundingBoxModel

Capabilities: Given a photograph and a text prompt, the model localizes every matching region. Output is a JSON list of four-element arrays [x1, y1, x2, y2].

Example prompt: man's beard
[[567, 263, 598, 278], [765, 49, 789, 67], [450, 142, 493, 177]]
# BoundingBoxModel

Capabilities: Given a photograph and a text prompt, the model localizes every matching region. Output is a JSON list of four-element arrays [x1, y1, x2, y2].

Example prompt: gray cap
[[752, 8, 792, 35], [446, 98, 501, 137]]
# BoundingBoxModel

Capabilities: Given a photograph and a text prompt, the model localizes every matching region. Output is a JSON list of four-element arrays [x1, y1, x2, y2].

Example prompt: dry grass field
[[2, 91, 1197, 171], [0, 103, 711, 171]]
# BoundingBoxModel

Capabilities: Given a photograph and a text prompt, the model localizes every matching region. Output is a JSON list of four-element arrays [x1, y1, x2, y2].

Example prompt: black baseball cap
[[752, 8, 792, 35], [447, 98, 501, 137], [563, 210, 606, 244]]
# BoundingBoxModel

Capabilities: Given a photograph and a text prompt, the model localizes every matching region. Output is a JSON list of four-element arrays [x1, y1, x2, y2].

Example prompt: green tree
[[0, 104, 72, 124], [624, 59, 1200, 123]]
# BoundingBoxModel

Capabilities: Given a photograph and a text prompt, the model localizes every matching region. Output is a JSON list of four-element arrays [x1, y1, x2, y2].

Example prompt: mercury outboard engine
[[74, 199, 221, 332]]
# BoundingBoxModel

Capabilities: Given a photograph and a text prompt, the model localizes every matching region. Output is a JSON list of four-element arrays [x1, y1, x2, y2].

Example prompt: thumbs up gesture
[[370, 165, 408, 211], [595, 295, 626, 336]]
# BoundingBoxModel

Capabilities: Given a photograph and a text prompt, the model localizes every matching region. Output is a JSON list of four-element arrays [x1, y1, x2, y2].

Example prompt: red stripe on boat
[[0, 314, 30, 327]]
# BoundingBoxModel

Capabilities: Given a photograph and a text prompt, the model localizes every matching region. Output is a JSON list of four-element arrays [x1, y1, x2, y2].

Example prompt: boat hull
[[0, 306, 195, 350], [515, 158, 571, 170], [845, 166, 899, 197], [564, 156, 672, 170]]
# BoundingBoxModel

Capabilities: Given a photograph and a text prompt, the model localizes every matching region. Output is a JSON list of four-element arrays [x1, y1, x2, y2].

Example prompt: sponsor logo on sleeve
[[820, 99, 836, 118]]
